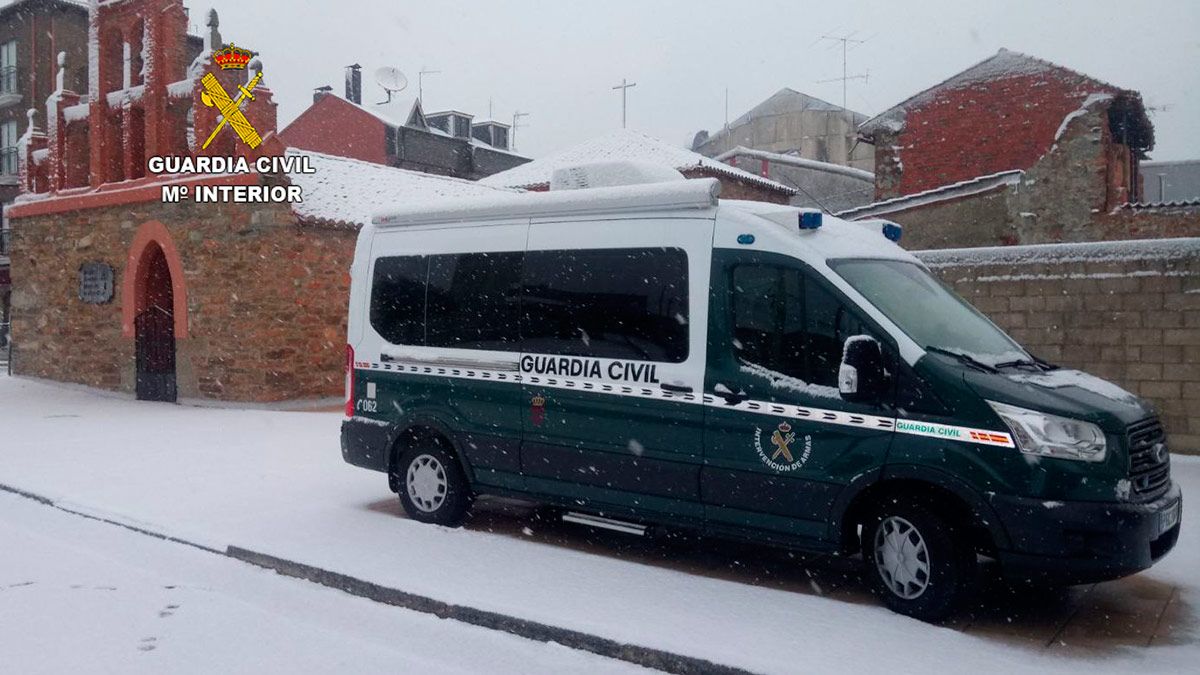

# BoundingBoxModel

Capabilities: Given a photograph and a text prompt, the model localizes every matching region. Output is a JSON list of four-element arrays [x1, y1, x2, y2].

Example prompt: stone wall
[[918, 239, 1200, 454], [8, 197, 355, 402]]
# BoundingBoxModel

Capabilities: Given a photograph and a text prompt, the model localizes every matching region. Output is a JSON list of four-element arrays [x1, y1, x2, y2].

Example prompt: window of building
[[370, 255, 427, 346], [491, 126, 509, 150], [0, 41, 15, 95], [452, 114, 472, 139], [427, 252, 523, 350], [731, 265, 869, 388], [521, 248, 689, 363], [1, 120, 19, 175]]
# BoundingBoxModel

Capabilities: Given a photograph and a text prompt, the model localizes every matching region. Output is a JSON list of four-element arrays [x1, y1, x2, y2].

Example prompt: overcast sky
[[19, 0, 1200, 160]]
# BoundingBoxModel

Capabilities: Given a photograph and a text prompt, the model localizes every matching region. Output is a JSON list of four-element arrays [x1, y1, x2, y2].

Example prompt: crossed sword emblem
[[770, 427, 796, 463], [200, 71, 264, 150]]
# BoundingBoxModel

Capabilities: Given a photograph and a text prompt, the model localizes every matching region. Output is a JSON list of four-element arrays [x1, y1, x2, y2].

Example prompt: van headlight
[[987, 401, 1107, 462]]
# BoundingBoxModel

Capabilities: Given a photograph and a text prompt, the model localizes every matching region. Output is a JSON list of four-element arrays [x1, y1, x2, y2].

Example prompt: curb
[[0, 482, 755, 675]]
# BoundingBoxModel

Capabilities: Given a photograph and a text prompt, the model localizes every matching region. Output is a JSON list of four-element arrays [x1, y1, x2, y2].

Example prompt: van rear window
[[521, 248, 688, 363], [370, 255, 427, 346], [370, 252, 523, 350]]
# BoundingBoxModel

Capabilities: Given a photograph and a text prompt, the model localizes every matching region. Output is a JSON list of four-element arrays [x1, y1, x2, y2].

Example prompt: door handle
[[660, 382, 693, 394], [715, 389, 749, 405]]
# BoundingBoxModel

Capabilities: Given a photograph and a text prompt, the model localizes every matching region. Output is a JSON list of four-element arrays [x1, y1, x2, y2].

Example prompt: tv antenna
[[374, 66, 408, 104], [818, 33, 869, 111], [512, 110, 530, 151], [418, 67, 441, 103]]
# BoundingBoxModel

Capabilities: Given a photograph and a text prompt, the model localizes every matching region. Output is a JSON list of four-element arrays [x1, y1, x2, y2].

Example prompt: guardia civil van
[[341, 163, 1181, 620]]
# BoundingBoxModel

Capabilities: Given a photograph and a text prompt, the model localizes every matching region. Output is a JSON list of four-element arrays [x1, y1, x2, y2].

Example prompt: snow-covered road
[[0, 374, 1197, 674]]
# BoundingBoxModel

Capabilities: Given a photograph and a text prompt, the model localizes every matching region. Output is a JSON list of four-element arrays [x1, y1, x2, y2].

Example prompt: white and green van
[[341, 163, 1181, 620]]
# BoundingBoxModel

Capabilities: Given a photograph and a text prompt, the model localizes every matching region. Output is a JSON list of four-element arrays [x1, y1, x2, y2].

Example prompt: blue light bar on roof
[[799, 212, 823, 230], [881, 221, 903, 242]]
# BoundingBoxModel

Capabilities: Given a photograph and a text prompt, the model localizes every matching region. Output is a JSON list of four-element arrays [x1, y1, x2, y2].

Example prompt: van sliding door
[[517, 217, 713, 521]]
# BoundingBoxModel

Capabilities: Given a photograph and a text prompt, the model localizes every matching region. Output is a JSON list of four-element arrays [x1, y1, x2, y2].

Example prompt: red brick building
[[845, 49, 1198, 249], [4, 0, 511, 403], [281, 68, 530, 181], [859, 48, 1152, 203]]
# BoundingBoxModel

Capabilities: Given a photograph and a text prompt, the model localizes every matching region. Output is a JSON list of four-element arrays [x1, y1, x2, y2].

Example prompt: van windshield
[[830, 259, 1028, 365]]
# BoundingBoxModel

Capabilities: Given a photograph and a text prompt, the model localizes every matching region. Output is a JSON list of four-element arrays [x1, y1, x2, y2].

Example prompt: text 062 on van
[[340, 163, 1181, 621]]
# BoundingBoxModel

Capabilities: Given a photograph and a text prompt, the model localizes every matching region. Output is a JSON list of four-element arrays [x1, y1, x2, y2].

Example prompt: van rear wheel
[[395, 445, 472, 527], [861, 498, 976, 621]]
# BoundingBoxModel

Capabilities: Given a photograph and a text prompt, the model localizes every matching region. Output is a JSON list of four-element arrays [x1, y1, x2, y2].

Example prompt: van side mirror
[[840, 335, 887, 404]]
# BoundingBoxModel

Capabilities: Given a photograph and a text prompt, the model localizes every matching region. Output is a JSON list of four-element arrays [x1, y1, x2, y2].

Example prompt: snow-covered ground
[[1, 374, 1197, 674], [0, 491, 646, 675]]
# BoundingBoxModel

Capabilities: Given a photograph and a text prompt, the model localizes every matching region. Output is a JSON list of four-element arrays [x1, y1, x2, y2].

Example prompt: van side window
[[521, 248, 689, 363], [731, 265, 870, 388], [427, 252, 523, 350], [370, 255, 427, 346]]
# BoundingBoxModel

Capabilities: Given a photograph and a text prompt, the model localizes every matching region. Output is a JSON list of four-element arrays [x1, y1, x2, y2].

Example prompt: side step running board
[[561, 511, 647, 536]]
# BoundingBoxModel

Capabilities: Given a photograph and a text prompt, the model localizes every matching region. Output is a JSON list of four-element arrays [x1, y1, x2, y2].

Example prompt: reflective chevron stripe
[[354, 360, 1014, 448]]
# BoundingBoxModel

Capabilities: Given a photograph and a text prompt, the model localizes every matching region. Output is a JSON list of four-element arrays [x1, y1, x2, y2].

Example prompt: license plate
[[1157, 502, 1181, 537]]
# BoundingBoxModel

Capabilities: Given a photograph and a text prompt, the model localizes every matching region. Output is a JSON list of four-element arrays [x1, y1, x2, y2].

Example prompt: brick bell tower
[[23, 1, 280, 198], [86, 0, 190, 186]]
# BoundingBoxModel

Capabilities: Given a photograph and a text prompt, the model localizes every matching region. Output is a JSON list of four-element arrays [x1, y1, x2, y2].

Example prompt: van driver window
[[521, 247, 689, 363], [731, 265, 869, 389]]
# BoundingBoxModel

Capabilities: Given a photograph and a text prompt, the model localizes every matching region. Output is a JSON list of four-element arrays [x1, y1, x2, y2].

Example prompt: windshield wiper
[[994, 355, 1059, 372], [926, 347, 998, 374]]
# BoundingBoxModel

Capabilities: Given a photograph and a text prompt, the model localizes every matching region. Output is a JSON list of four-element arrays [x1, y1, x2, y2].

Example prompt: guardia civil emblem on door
[[530, 393, 546, 427], [754, 421, 813, 472]]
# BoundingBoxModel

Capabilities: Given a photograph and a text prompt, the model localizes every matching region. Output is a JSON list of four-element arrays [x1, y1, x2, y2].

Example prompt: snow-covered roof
[[353, 95, 426, 129], [479, 128, 795, 195], [836, 170, 1024, 220], [284, 148, 520, 228], [1121, 199, 1200, 211], [917, 237, 1200, 268], [860, 48, 1122, 136]]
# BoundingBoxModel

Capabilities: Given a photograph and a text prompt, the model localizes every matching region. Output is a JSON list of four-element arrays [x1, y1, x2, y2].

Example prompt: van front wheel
[[861, 499, 976, 621], [395, 445, 472, 527]]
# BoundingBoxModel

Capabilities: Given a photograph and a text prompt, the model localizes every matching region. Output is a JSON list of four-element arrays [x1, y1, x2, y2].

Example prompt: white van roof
[[372, 177, 720, 228], [718, 199, 920, 265]]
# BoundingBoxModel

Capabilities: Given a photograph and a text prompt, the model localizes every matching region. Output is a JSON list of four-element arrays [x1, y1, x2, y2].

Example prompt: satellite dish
[[375, 66, 408, 103]]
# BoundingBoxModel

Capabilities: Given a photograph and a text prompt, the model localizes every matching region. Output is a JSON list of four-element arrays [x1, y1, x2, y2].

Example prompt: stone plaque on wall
[[79, 262, 114, 304]]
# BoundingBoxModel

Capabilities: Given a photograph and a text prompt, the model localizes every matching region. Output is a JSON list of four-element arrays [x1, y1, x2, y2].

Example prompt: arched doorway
[[134, 243, 177, 402]]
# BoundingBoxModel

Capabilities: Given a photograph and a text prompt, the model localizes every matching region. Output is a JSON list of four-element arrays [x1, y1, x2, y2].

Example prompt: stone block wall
[[9, 197, 356, 402], [918, 239, 1200, 454]]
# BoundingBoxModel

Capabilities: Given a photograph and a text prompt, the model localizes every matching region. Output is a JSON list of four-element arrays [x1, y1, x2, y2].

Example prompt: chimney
[[345, 64, 362, 105], [314, 85, 333, 104]]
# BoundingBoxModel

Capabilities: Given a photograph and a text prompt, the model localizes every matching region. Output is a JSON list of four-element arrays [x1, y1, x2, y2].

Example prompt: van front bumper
[[989, 483, 1181, 585]]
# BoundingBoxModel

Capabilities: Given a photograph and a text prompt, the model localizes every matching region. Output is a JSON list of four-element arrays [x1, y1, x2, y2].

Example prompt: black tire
[[860, 498, 977, 621], [394, 444, 473, 527]]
